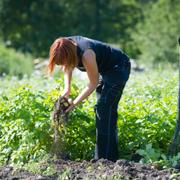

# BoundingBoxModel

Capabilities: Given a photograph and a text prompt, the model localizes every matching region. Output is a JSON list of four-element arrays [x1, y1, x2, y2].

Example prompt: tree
[[0, 0, 143, 58], [0, 0, 65, 57], [132, 0, 180, 64]]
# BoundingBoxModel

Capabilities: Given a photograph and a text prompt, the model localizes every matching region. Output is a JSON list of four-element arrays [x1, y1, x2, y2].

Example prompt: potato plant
[[0, 70, 179, 165]]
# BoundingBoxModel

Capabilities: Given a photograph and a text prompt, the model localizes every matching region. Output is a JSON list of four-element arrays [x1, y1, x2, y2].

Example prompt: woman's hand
[[61, 89, 70, 97], [65, 101, 75, 113], [63, 68, 72, 98]]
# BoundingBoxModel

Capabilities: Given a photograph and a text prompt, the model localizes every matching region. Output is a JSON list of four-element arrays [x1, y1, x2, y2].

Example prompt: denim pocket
[[102, 63, 130, 86]]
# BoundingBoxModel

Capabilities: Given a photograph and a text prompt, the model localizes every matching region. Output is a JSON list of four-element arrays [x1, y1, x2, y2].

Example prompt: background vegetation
[[0, 44, 33, 77], [0, 0, 179, 66]]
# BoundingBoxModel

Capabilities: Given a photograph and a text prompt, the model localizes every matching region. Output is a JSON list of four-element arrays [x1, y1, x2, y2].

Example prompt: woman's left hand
[[65, 101, 75, 113]]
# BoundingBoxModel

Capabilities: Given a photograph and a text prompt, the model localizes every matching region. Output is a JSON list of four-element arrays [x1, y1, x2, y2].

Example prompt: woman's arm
[[62, 68, 73, 97], [73, 49, 99, 106]]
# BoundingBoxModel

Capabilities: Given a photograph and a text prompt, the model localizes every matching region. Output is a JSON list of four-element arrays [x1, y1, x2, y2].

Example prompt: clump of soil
[[1, 159, 179, 180]]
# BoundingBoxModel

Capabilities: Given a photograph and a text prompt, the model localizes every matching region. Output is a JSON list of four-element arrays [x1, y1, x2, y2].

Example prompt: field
[[0, 68, 180, 179]]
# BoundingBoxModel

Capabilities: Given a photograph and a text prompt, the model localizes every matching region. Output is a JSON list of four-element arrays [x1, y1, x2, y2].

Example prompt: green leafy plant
[[0, 69, 179, 166], [136, 144, 161, 163], [159, 153, 180, 168], [0, 44, 33, 77]]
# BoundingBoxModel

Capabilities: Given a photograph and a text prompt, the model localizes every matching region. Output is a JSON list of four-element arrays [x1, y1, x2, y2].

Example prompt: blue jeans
[[94, 59, 131, 161]]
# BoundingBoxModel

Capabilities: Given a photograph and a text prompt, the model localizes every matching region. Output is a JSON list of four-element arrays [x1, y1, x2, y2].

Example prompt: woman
[[48, 36, 131, 162]]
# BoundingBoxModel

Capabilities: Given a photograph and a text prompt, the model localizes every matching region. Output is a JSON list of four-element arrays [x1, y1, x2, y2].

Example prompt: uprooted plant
[[51, 96, 71, 159]]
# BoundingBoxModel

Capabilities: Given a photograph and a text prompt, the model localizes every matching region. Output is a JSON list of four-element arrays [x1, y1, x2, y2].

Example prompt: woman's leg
[[94, 81, 126, 161], [94, 59, 131, 161], [94, 76, 104, 159]]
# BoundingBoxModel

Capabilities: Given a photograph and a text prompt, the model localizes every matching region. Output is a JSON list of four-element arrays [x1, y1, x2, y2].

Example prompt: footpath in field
[[0, 159, 180, 179]]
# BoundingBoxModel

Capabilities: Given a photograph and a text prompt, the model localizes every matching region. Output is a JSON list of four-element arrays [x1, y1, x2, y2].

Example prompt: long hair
[[48, 38, 78, 73]]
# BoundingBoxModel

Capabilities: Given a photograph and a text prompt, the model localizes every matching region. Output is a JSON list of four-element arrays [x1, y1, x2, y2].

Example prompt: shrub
[[0, 44, 33, 77], [132, 0, 180, 65]]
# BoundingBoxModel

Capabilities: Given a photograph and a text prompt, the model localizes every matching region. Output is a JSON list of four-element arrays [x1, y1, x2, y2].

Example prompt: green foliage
[[0, 0, 64, 57], [0, 69, 179, 166], [132, 0, 180, 64], [136, 144, 161, 163], [105, 0, 143, 57], [0, 0, 179, 65], [0, 85, 53, 165], [137, 145, 180, 168], [64, 104, 95, 160], [160, 153, 180, 168], [0, 75, 95, 165], [118, 70, 178, 156], [0, 44, 33, 77], [0, 0, 143, 57]]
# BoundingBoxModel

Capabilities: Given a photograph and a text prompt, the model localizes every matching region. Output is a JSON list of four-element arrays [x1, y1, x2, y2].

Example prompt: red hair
[[48, 38, 78, 73]]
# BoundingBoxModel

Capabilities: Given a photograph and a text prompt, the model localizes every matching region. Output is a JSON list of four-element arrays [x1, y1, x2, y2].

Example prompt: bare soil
[[0, 159, 180, 180]]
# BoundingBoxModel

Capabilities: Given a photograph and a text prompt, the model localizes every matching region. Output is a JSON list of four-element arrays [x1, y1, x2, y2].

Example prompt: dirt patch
[[55, 159, 180, 179], [0, 159, 180, 180], [0, 166, 53, 180]]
